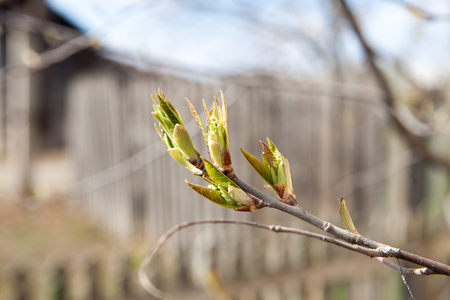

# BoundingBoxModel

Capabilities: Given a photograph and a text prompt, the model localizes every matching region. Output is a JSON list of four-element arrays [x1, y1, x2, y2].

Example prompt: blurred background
[[1, 0, 450, 299]]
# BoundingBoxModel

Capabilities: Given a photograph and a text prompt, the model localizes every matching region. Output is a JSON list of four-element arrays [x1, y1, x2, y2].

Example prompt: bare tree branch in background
[[337, 0, 450, 176], [0, 10, 97, 82], [139, 218, 443, 299]]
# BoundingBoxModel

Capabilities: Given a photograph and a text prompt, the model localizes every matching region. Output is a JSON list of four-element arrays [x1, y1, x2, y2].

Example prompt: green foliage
[[242, 138, 297, 206], [186, 181, 240, 209], [152, 90, 202, 174], [241, 148, 272, 185], [338, 197, 357, 233], [185, 157, 254, 209], [154, 90, 296, 209], [203, 158, 238, 188]]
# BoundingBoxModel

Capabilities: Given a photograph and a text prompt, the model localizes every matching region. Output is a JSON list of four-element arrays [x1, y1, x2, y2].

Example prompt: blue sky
[[46, 0, 450, 82]]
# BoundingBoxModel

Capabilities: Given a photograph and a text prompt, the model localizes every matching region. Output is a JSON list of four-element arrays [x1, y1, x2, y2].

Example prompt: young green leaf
[[207, 132, 223, 168], [154, 124, 174, 149], [155, 90, 183, 126], [267, 138, 283, 163], [241, 148, 273, 185], [186, 98, 206, 142], [203, 158, 238, 187], [218, 91, 228, 132], [277, 161, 287, 186], [186, 181, 239, 209], [282, 159, 294, 192], [260, 140, 277, 169], [173, 124, 198, 159], [338, 197, 357, 233]]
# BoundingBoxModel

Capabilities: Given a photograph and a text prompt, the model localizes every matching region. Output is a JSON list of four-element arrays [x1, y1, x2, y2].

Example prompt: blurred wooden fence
[[61, 66, 450, 299], [0, 251, 150, 300], [67, 70, 394, 239], [3, 240, 436, 300], [0, 8, 448, 300]]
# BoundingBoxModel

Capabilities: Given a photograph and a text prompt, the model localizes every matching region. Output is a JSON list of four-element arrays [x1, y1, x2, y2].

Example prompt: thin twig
[[139, 219, 430, 299], [375, 257, 434, 276], [0, 29, 95, 83]]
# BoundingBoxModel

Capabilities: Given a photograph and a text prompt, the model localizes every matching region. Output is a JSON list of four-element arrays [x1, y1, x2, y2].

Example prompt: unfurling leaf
[[267, 138, 283, 163], [186, 98, 206, 142], [243, 140, 297, 206], [338, 197, 357, 233], [155, 90, 183, 126], [218, 91, 228, 132], [173, 124, 198, 159], [152, 91, 203, 175], [202, 93, 231, 170], [260, 140, 277, 169], [207, 132, 223, 168], [186, 181, 239, 209], [203, 158, 238, 188], [279, 160, 294, 193], [241, 148, 272, 185]]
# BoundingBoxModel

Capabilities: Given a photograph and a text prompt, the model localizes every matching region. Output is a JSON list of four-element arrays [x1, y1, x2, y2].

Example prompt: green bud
[[227, 185, 253, 206], [270, 167, 277, 186], [154, 124, 174, 149], [217, 184, 237, 206], [154, 90, 184, 126], [152, 90, 187, 145], [173, 124, 198, 159], [277, 160, 287, 186], [152, 108, 176, 140], [207, 131, 224, 169], [243, 138, 297, 205], [283, 159, 293, 192], [203, 94, 231, 170], [338, 197, 357, 233]]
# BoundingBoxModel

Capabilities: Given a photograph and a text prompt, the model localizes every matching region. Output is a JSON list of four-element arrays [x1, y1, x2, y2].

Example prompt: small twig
[[0, 27, 95, 83], [397, 258, 415, 298], [139, 219, 405, 299], [375, 257, 434, 276]]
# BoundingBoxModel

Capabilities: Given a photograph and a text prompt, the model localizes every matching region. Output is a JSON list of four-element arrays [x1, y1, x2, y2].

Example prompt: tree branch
[[138, 219, 441, 299], [0, 10, 96, 83], [231, 176, 450, 276], [337, 0, 450, 175], [375, 257, 435, 276]]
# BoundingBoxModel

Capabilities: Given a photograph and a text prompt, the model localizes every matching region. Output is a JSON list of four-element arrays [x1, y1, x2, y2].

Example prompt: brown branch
[[231, 176, 450, 276], [139, 219, 440, 299], [375, 257, 434, 276], [337, 0, 450, 175]]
